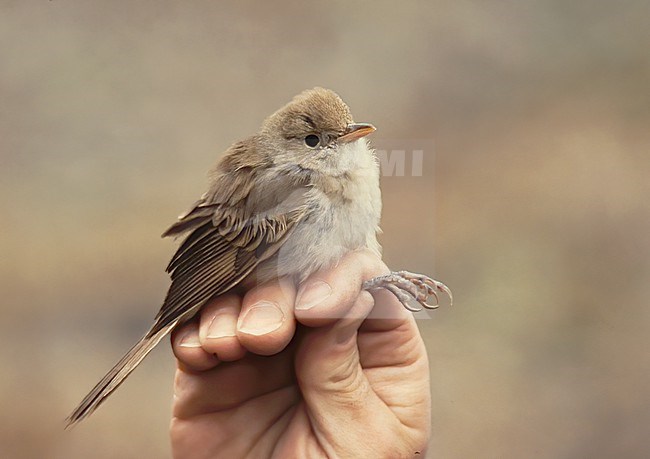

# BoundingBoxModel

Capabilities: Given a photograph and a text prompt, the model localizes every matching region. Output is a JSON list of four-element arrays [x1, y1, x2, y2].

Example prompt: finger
[[358, 289, 427, 370], [294, 249, 389, 327], [172, 351, 295, 420], [357, 287, 424, 369], [236, 277, 296, 356], [296, 291, 376, 378], [171, 320, 220, 372], [198, 294, 247, 362], [356, 289, 431, 441], [294, 292, 404, 454], [362, 287, 412, 332]]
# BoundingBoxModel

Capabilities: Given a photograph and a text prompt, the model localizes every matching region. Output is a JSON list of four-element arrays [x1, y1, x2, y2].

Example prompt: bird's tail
[[65, 320, 177, 427]]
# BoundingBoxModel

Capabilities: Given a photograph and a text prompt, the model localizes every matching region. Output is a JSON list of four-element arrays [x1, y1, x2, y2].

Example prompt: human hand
[[170, 250, 431, 458]]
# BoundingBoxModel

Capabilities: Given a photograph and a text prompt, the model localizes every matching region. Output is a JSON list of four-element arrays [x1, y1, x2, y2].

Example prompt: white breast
[[273, 140, 382, 281]]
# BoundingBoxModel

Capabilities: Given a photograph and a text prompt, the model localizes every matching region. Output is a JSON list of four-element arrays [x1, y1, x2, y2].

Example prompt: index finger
[[294, 249, 390, 327]]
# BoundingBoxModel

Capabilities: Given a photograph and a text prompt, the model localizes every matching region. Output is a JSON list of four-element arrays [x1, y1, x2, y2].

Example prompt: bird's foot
[[363, 271, 453, 312]]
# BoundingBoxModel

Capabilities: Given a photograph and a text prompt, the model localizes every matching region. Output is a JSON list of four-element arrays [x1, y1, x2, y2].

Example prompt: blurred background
[[1, 1, 649, 457]]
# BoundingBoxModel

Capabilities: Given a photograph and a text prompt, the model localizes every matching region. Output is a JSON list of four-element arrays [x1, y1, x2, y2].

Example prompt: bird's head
[[260, 87, 376, 176]]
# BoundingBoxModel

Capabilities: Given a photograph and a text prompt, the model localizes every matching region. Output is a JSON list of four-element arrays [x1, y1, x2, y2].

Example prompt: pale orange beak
[[338, 123, 376, 143]]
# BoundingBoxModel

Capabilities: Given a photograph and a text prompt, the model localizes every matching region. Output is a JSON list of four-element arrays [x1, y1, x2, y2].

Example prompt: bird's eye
[[304, 134, 320, 148]]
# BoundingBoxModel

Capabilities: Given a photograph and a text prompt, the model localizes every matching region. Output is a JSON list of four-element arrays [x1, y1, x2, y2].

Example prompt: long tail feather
[[65, 320, 177, 427]]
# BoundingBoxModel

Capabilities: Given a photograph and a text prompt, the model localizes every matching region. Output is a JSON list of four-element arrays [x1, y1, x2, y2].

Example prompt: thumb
[[294, 292, 402, 454], [295, 291, 373, 392]]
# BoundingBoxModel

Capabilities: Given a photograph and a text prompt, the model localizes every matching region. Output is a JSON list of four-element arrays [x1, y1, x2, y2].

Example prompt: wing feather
[[149, 197, 308, 337]]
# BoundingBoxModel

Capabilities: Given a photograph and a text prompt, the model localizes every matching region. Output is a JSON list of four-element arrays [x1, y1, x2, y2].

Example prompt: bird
[[66, 87, 451, 426]]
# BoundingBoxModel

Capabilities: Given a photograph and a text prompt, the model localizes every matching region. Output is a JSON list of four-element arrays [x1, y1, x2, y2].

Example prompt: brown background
[[1, 1, 649, 457]]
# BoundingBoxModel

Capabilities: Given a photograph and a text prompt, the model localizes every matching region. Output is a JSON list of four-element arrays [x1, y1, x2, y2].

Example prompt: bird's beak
[[338, 123, 376, 143]]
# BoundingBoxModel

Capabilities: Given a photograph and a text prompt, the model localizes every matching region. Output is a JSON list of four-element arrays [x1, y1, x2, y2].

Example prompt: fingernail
[[296, 280, 332, 310], [206, 313, 236, 339], [179, 331, 202, 348], [238, 301, 284, 335]]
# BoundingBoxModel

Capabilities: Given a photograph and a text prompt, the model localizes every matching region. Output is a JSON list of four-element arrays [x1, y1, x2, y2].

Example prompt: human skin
[[170, 250, 431, 458]]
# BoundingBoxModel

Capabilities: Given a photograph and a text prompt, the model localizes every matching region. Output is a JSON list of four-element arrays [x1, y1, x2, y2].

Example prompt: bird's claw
[[362, 270, 452, 312]]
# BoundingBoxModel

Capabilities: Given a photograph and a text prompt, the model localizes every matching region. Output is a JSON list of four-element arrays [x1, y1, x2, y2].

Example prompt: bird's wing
[[149, 188, 309, 337]]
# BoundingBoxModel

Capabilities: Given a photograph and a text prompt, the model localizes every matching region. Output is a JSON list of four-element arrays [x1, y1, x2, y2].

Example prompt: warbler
[[67, 87, 450, 426]]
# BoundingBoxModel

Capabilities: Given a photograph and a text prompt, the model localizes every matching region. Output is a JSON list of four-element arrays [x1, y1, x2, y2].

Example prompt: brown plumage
[[66, 88, 450, 426]]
